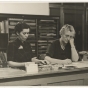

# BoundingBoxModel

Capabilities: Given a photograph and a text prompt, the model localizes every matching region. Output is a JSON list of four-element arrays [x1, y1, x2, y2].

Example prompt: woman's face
[[18, 28, 30, 42], [61, 31, 74, 44]]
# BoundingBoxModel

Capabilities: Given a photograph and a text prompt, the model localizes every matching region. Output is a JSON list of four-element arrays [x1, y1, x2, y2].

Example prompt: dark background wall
[[49, 3, 88, 51]]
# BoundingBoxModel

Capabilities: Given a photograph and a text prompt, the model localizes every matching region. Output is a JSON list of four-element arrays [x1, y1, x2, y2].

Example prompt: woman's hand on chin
[[69, 38, 75, 47]]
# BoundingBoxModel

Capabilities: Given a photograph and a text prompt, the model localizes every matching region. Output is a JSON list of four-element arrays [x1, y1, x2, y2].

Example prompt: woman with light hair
[[45, 24, 79, 64]]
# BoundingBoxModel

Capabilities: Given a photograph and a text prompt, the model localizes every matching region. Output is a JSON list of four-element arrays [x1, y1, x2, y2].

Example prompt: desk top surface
[[0, 61, 88, 79]]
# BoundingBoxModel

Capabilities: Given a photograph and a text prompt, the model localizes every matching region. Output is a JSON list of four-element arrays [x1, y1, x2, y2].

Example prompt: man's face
[[18, 28, 30, 42], [61, 31, 74, 44]]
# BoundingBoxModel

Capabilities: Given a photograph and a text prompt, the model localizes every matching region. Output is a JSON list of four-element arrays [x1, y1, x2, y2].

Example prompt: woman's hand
[[63, 59, 72, 64], [69, 38, 74, 47], [36, 60, 50, 65]]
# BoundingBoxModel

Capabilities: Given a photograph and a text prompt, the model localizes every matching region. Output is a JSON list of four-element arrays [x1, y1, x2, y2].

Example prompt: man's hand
[[63, 59, 72, 64]]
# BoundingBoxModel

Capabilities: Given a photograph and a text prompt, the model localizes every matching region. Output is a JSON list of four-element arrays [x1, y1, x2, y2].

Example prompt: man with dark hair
[[7, 22, 49, 70]]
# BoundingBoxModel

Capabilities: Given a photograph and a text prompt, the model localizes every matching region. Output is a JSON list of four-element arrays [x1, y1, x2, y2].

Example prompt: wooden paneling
[[86, 8, 88, 50], [0, 67, 88, 86], [84, 79, 88, 85], [63, 9, 85, 51], [50, 8, 60, 16], [63, 3, 85, 7], [49, 3, 86, 51], [48, 80, 83, 86], [0, 13, 59, 58]]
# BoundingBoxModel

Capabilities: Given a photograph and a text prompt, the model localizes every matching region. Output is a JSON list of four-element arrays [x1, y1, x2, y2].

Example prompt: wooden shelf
[[0, 13, 59, 59]]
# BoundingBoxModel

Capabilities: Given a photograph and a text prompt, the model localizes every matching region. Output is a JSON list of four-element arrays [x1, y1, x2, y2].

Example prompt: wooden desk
[[0, 64, 88, 86]]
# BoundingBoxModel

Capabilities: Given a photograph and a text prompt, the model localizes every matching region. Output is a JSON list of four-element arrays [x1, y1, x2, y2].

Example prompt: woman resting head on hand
[[45, 24, 79, 65]]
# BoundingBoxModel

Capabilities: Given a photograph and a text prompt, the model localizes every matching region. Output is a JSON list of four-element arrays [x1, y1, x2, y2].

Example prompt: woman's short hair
[[59, 24, 76, 37], [14, 21, 30, 35]]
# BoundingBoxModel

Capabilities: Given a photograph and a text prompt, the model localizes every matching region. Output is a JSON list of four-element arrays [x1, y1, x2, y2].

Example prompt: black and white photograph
[[0, 1, 88, 86]]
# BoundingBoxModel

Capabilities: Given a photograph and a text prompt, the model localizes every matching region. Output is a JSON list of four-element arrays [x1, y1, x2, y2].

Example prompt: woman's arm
[[31, 57, 40, 64], [7, 61, 26, 67], [8, 57, 48, 67], [45, 56, 72, 64], [69, 38, 79, 62], [31, 57, 50, 65]]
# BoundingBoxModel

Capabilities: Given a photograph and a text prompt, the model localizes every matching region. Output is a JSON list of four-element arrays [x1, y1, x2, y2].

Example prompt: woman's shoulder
[[8, 40, 15, 45], [8, 38, 20, 47], [52, 39, 60, 44], [8, 39, 17, 44], [50, 39, 60, 47]]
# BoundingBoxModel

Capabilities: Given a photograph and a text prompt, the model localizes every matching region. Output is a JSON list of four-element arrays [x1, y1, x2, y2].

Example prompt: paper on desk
[[64, 62, 88, 68], [0, 68, 25, 78], [25, 63, 38, 74]]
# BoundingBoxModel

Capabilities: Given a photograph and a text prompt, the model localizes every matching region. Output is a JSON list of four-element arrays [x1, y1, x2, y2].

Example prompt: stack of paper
[[64, 62, 88, 68]]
